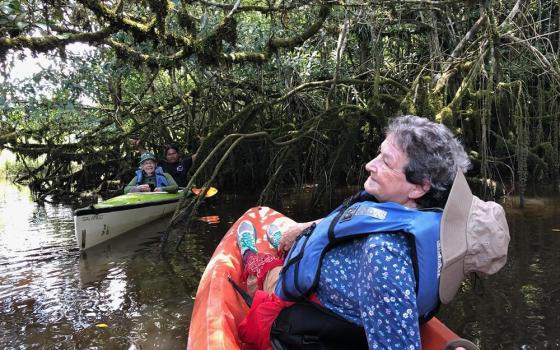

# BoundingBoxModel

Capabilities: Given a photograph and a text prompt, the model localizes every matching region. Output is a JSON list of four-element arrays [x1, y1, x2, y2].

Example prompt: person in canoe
[[124, 152, 178, 194], [234, 115, 509, 350], [131, 138, 196, 188]]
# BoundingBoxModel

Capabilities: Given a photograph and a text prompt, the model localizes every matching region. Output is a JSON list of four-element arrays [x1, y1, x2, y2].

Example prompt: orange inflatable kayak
[[188, 207, 463, 350]]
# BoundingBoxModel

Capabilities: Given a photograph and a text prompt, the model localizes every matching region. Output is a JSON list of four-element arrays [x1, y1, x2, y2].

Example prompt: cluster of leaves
[[1, 0, 560, 205]]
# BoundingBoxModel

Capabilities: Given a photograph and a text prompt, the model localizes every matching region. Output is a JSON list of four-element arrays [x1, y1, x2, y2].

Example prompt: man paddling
[[235, 115, 509, 350]]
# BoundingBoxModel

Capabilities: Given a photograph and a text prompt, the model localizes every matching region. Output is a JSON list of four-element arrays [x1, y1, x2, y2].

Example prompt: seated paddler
[[233, 115, 510, 350], [124, 152, 178, 194]]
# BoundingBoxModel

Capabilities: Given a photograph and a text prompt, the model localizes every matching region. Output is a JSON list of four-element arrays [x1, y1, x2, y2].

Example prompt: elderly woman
[[124, 152, 178, 194], [235, 115, 509, 350]]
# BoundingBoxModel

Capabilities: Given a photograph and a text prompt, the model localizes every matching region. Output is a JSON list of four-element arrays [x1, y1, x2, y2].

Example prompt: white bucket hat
[[439, 171, 510, 304]]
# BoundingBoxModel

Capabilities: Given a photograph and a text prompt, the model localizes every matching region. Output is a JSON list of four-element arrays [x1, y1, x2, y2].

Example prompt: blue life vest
[[135, 167, 169, 189], [275, 191, 442, 320]]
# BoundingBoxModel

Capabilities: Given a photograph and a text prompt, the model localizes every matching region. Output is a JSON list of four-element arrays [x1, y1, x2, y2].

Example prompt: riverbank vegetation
[[1, 0, 559, 215]]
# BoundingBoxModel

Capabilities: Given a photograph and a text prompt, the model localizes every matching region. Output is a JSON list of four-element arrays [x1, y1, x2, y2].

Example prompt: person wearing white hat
[[236, 115, 510, 350]]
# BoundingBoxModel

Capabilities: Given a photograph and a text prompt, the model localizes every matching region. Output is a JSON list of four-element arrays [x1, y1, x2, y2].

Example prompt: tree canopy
[[1, 0, 559, 211]]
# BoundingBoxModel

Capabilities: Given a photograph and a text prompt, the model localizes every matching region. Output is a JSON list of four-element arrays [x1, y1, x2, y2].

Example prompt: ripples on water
[[1, 182, 560, 349], [0, 182, 232, 349]]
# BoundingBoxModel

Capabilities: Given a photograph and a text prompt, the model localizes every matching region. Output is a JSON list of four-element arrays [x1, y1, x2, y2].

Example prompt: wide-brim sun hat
[[439, 171, 510, 304]]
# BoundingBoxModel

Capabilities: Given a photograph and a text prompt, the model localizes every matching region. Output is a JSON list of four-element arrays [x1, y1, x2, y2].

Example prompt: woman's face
[[364, 133, 428, 208], [142, 160, 156, 176]]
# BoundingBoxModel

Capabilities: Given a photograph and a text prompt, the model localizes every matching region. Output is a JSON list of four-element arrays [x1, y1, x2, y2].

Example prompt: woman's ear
[[409, 180, 431, 200]]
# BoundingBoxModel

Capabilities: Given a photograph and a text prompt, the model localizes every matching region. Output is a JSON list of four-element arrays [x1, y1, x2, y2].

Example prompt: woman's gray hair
[[386, 115, 471, 208]]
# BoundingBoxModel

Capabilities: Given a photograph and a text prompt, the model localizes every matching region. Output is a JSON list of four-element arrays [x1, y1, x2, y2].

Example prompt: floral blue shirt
[[315, 233, 420, 350]]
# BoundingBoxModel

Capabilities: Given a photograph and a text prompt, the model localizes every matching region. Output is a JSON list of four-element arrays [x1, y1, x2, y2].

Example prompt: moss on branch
[[270, 4, 331, 50], [0, 27, 114, 56]]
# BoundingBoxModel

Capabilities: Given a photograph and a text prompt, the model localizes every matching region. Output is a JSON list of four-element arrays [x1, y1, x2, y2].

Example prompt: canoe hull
[[188, 206, 462, 350], [78, 216, 171, 286], [74, 192, 182, 250]]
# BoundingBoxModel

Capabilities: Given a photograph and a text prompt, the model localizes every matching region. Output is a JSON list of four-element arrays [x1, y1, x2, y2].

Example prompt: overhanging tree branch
[[0, 27, 115, 56]]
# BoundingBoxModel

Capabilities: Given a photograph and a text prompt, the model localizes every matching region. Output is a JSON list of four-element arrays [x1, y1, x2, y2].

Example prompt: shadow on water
[[2, 180, 560, 349]]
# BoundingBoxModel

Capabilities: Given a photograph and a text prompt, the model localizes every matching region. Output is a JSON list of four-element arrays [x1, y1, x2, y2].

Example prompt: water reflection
[[0, 181, 229, 349], [439, 196, 560, 349], [78, 217, 168, 287], [1, 181, 560, 349]]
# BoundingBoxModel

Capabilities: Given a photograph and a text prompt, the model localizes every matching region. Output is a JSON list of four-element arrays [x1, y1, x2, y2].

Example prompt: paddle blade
[[191, 187, 218, 198]]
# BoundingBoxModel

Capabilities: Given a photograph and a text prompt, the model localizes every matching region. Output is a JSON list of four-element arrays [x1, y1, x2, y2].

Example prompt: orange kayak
[[188, 207, 461, 350]]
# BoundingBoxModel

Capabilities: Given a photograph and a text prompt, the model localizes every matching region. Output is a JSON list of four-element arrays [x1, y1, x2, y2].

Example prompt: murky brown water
[[1, 181, 559, 349], [0, 182, 242, 349], [439, 195, 560, 349]]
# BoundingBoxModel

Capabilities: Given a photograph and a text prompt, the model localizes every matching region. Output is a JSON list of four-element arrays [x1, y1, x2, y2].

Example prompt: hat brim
[[439, 171, 473, 304]]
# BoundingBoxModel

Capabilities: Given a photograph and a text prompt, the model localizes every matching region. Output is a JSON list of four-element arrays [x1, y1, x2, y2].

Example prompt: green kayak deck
[[96, 192, 184, 208], [75, 191, 185, 217]]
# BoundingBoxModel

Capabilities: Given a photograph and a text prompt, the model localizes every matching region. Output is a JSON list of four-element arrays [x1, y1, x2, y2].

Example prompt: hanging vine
[[514, 84, 529, 208], [1, 0, 560, 216]]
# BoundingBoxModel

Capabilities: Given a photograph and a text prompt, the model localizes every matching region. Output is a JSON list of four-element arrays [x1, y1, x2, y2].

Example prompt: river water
[[0, 181, 559, 349]]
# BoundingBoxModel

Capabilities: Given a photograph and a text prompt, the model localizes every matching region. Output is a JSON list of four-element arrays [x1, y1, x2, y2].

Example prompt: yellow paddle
[[191, 187, 218, 198]]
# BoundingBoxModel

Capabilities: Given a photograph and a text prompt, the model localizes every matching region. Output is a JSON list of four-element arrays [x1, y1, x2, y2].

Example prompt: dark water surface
[[0, 182, 252, 349], [438, 195, 560, 349], [0, 181, 559, 349]]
